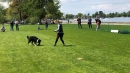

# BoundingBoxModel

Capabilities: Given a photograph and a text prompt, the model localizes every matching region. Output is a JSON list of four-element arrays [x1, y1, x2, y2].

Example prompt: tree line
[[0, 0, 62, 24], [65, 11, 130, 19]]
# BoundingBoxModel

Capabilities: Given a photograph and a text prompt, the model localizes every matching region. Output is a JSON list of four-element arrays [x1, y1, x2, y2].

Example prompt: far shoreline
[[62, 22, 130, 25]]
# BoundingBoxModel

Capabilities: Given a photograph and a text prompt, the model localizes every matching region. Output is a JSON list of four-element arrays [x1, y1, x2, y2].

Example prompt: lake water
[[63, 17, 130, 23]]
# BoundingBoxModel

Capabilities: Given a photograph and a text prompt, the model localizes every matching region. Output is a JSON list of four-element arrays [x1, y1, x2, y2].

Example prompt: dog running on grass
[[27, 36, 41, 46]]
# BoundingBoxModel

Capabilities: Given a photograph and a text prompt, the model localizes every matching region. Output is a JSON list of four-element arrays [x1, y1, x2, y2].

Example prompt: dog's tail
[[27, 36, 30, 39]]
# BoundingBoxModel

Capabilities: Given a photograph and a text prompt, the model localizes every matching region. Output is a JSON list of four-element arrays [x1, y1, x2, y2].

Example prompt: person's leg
[[88, 24, 90, 28], [54, 33, 60, 46], [46, 25, 48, 29], [91, 24, 92, 28], [16, 25, 18, 31], [98, 25, 100, 30], [59, 33, 65, 45], [45, 25, 47, 29], [45, 25, 48, 29], [17, 25, 19, 31], [10, 25, 12, 31], [78, 23, 80, 28], [97, 25, 100, 30], [12, 25, 14, 31], [80, 23, 82, 28], [96, 25, 98, 30]]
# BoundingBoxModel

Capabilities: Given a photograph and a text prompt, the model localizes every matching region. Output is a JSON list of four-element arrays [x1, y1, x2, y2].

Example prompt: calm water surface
[[63, 17, 130, 23]]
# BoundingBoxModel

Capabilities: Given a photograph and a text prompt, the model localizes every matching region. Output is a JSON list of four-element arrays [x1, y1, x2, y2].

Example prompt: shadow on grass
[[37, 45, 44, 46], [64, 44, 75, 47]]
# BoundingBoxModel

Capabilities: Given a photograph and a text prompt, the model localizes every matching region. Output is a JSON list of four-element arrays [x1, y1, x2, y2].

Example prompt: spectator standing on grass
[[21, 20, 24, 25], [88, 17, 92, 28], [45, 19, 48, 29], [10, 19, 14, 31], [15, 19, 19, 31], [77, 17, 82, 28], [53, 20, 65, 46], [95, 18, 101, 30], [68, 19, 69, 24]]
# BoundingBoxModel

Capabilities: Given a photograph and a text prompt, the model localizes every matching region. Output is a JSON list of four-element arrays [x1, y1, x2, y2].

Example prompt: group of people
[[0, 18, 101, 46], [10, 19, 19, 31], [77, 17, 101, 30], [1, 19, 19, 32], [53, 17, 101, 46]]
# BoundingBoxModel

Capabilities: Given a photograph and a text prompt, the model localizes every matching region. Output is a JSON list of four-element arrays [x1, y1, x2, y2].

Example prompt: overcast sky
[[59, 0, 130, 15], [1, 0, 130, 15], [0, 1, 8, 8]]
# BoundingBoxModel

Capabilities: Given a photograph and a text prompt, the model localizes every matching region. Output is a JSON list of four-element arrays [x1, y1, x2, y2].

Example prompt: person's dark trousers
[[78, 23, 82, 28], [10, 25, 14, 31], [54, 33, 65, 45], [45, 24, 48, 29], [88, 24, 92, 28], [16, 24, 19, 31]]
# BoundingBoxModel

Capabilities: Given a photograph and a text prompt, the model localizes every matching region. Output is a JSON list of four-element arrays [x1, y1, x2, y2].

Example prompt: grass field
[[0, 24, 130, 73]]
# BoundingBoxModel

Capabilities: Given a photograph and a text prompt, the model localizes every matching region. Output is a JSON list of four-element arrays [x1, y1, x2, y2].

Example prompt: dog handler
[[54, 20, 65, 46]]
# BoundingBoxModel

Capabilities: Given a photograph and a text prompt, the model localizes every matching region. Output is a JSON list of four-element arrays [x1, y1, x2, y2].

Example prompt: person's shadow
[[64, 44, 74, 47]]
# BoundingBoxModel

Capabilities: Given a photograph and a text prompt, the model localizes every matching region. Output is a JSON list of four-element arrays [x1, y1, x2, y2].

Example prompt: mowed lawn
[[0, 24, 130, 73]]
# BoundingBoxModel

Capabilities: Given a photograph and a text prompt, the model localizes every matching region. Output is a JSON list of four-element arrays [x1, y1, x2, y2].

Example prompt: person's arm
[[54, 24, 60, 32]]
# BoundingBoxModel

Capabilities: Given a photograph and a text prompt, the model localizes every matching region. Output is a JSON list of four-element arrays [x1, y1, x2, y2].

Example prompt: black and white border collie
[[27, 36, 41, 46]]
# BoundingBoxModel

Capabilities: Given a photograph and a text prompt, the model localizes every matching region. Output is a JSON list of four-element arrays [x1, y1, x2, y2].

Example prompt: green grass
[[0, 24, 130, 73]]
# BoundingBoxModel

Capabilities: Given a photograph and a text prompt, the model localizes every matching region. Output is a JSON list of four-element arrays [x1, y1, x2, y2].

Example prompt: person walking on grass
[[53, 20, 65, 46], [77, 17, 82, 28]]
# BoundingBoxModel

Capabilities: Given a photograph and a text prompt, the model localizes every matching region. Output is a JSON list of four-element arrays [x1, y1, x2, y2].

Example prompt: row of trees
[[1, 0, 63, 24], [65, 11, 130, 19], [0, 4, 6, 24]]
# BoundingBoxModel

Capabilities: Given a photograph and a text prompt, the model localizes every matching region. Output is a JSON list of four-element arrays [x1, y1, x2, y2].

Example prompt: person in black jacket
[[77, 17, 82, 28], [95, 18, 101, 30], [54, 20, 65, 46], [88, 17, 92, 28], [10, 19, 14, 31]]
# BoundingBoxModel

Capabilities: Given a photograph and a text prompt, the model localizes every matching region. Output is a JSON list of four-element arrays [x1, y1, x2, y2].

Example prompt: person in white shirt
[[53, 20, 65, 46], [15, 20, 19, 31]]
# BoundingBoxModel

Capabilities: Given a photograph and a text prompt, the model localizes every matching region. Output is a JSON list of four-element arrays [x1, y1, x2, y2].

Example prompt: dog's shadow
[[37, 45, 44, 46]]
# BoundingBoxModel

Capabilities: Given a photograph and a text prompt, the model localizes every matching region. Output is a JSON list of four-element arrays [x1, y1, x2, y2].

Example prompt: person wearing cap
[[53, 20, 65, 46]]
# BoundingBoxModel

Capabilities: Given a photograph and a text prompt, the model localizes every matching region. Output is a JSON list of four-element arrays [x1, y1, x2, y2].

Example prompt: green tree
[[65, 14, 74, 19], [122, 12, 127, 17], [0, 4, 6, 24], [5, 0, 23, 21], [19, 0, 61, 23], [92, 11, 98, 18], [127, 11, 130, 17], [77, 13, 83, 18], [82, 14, 87, 19], [3, 0, 61, 24], [45, 0, 62, 19]]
